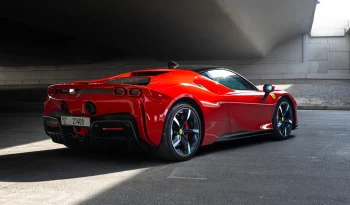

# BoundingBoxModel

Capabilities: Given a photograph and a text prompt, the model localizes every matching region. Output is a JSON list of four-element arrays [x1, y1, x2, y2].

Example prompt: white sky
[[312, 0, 350, 29]]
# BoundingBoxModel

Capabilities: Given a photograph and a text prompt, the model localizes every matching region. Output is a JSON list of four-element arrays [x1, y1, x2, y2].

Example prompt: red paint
[[102, 128, 124, 131], [44, 68, 298, 147], [47, 122, 58, 127]]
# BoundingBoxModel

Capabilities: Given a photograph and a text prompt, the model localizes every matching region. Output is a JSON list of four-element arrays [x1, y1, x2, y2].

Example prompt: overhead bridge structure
[[5, 0, 348, 86], [0, 0, 317, 60]]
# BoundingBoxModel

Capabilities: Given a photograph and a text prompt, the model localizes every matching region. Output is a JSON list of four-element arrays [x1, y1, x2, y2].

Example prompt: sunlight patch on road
[[0, 168, 148, 205], [0, 135, 151, 205]]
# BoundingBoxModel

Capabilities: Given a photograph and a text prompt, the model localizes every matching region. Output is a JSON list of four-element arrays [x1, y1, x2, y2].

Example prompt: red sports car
[[43, 62, 298, 161]]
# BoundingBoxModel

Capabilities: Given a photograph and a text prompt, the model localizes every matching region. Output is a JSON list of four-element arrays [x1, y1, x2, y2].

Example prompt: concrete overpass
[[1, 0, 350, 87], [0, 0, 317, 61]]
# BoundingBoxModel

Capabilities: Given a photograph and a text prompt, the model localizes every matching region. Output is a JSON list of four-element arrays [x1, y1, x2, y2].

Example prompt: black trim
[[262, 92, 269, 101], [140, 103, 156, 146], [216, 130, 272, 142], [90, 120, 141, 142], [78, 89, 112, 94], [182, 66, 221, 72], [43, 111, 149, 150], [108, 77, 150, 85], [43, 116, 73, 144]]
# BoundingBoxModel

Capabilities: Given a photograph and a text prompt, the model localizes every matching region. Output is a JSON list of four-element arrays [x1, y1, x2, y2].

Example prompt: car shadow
[[75, 135, 297, 205], [0, 147, 167, 183], [0, 134, 295, 183], [197, 134, 295, 157]]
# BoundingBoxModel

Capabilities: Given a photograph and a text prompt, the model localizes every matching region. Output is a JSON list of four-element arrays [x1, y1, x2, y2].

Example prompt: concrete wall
[[0, 34, 349, 86], [228, 33, 350, 84]]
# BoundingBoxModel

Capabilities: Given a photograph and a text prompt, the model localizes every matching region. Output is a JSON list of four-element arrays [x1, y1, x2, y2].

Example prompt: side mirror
[[263, 84, 275, 93], [262, 84, 275, 101]]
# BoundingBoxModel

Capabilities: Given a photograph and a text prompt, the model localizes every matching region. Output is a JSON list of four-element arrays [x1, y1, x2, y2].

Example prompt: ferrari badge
[[270, 93, 276, 99]]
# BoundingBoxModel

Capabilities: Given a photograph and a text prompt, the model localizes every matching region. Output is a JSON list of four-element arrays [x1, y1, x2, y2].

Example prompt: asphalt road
[[0, 110, 350, 205]]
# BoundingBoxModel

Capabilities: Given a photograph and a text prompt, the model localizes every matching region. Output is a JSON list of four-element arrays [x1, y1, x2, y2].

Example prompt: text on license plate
[[61, 116, 91, 127]]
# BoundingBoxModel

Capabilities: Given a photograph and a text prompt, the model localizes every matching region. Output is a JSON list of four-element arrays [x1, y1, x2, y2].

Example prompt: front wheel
[[271, 98, 294, 140], [152, 102, 202, 161]]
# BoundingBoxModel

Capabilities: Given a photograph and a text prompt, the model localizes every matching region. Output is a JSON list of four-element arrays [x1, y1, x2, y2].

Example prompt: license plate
[[61, 116, 91, 127]]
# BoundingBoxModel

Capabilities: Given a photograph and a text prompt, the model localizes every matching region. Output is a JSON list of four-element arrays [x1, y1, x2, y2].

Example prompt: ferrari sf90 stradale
[[43, 62, 298, 161]]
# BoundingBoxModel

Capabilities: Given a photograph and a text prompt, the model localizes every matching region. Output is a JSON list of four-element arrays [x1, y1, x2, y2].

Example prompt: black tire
[[271, 98, 294, 140], [152, 102, 203, 161]]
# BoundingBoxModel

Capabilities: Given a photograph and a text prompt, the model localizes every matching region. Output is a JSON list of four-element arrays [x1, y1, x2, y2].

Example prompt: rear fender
[[143, 87, 206, 146], [144, 85, 230, 146]]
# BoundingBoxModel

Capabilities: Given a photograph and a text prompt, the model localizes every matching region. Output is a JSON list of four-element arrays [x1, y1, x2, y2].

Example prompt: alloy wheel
[[171, 107, 201, 157], [276, 102, 293, 137]]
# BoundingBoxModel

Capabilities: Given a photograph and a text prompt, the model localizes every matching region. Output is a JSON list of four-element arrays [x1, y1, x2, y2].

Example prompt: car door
[[201, 69, 277, 133]]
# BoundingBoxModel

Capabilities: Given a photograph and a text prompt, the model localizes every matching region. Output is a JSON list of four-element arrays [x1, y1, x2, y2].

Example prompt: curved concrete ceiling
[[0, 0, 316, 60]]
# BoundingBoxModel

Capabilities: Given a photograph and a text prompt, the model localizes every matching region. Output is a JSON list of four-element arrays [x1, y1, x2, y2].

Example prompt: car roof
[[176, 65, 259, 90], [157, 65, 221, 71], [134, 65, 221, 74], [176, 65, 221, 72], [131, 64, 259, 90]]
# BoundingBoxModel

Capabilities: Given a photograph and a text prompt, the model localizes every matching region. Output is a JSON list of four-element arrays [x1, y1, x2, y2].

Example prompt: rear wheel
[[152, 102, 202, 161], [271, 98, 294, 140]]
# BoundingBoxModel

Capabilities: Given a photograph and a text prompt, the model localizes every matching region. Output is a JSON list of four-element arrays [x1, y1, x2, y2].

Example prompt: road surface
[[0, 110, 349, 205]]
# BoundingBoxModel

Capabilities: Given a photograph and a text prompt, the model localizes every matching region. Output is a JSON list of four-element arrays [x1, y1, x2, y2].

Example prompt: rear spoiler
[[65, 80, 90, 84], [50, 83, 145, 90]]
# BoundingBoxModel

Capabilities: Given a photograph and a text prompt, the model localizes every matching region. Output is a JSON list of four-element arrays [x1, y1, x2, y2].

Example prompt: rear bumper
[[43, 111, 148, 150]]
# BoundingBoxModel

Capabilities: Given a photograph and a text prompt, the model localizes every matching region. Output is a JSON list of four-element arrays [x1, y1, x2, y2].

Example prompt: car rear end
[[43, 73, 172, 150]]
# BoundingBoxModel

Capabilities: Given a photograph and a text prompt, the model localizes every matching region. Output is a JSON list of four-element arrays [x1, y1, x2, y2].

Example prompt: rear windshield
[[108, 77, 150, 85]]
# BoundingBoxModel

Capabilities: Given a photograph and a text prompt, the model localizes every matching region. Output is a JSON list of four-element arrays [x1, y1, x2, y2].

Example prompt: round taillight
[[61, 101, 69, 113], [114, 88, 126, 96], [85, 101, 96, 114], [128, 89, 141, 96], [48, 87, 57, 96]]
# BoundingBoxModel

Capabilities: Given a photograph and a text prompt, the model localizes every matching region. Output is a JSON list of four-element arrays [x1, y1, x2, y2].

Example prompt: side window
[[203, 69, 253, 90], [201, 71, 213, 80]]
